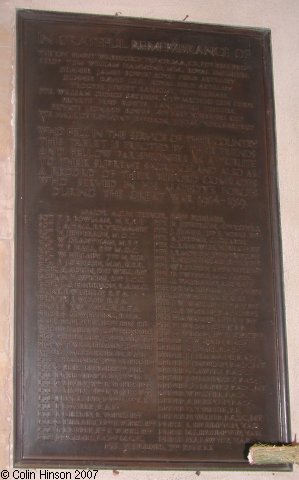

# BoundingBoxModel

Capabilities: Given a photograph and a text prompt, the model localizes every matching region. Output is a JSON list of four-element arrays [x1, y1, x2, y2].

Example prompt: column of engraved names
[[37, 214, 58, 440], [37, 210, 158, 446], [152, 215, 187, 453], [153, 215, 185, 452], [166, 214, 266, 452]]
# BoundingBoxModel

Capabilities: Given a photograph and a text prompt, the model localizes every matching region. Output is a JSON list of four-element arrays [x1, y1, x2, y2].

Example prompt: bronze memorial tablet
[[15, 10, 291, 470]]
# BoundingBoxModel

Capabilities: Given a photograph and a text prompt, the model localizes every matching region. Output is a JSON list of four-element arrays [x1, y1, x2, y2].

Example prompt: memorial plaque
[[15, 10, 291, 470]]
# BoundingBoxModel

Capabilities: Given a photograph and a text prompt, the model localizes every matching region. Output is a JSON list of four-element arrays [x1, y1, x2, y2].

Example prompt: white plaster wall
[[0, 0, 298, 478]]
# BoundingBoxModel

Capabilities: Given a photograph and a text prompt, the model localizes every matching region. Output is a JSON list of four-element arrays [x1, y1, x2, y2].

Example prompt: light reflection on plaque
[[15, 9, 291, 470]]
